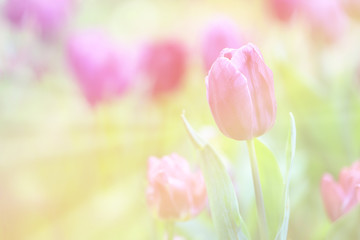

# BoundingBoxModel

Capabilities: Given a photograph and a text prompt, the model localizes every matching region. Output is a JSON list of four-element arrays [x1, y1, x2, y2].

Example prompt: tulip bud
[[202, 17, 245, 71], [66, 30, 132, 106], [146, 154, 207, 220], [3, 0, 71, 39], [300, 0, 347, 43], [268, 0, 301, 22], [141, 40, 187, 96], [206, 43, 276, 141], [321, 161, 360, 221]]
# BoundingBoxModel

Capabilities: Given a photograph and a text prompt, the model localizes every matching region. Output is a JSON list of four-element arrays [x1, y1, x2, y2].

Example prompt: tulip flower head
[[3, 0, 71, 39], [141, 40, 187, 97], [66, 30, 132, 107], [146, 154, 207, 220], [202, 17, 245, 71], [206, 43, 276, 141], [321, 161, 360, 221]]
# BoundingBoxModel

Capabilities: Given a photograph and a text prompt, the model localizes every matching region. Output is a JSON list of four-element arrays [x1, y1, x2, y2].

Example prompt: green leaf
[[275, 112, 296, 240], [182, 114, 250, 240], [326, 205, 360, 240], [254, 139, 284, 239]]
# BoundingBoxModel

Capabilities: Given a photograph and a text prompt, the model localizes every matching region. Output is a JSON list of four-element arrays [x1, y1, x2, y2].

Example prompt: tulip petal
[[321, 174, 345, 221], [207, 56, 254, 140], [229, 43, 276, 137], [146, 154, 207, 220]]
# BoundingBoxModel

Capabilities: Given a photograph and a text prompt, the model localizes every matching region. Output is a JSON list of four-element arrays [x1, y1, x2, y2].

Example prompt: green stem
[[246, 139, 268, 240], [165, 221, 174, 240]]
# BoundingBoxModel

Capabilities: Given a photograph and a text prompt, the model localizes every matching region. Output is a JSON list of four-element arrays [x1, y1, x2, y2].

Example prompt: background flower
[[66, 30, 133, 106], [321, 161, 360, 221], [268, 0, 301, 22], [140, 40, 187, 97], [3, 0, 72, 39], [201, 17, 245, 71], [146, 154, 207, 220]]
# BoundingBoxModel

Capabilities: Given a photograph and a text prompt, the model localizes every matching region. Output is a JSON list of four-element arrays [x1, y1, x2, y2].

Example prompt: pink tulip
[[321, 161, 360, 221], [141, 40, 187, 96], [206, 43, 276, 141], [3, 0, 71, 38], [146, 154, 207, 220], [66, 30, 132, 106], [300, 0, 347, 43], [202, 17, 245, 71], [268, 0, 301, 22]]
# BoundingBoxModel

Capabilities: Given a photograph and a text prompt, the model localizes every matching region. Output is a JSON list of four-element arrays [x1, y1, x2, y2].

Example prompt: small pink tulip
[[146, 154, 207, 220], [202, 17, 245, 72], [66, 30, 132, 106], [321, 161, 360, 221], [206, 43, 276, 141], [268, 0, 301, 22], [300, 0, 347, 43], [141, 40, 187, 96], [3, 0, 71, 38]]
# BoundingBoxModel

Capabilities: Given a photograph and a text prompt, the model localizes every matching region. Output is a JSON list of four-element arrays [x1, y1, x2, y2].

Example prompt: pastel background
[[1, 0, 360, 239]]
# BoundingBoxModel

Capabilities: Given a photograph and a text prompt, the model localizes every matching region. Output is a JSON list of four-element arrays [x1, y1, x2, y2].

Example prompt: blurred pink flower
[[206, 43, 276, 141], [3, 0, 71, 38], [202, 17, 245, 72], [146, 154, 207, 220], [141, 40, 187, 96], [268, 0, 301, 22], [66, 30, 132, 106], [321, 161, 360, 221], [300, 0, 347, 43]]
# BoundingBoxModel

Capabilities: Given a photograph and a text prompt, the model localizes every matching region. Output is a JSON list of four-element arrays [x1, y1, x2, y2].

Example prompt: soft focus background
[[1, 0, 360, 239]]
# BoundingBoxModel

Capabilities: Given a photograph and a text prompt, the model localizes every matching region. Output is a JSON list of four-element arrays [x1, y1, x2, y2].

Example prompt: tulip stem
[[165, 221, 175, 240], [246, 139, 268, 240]]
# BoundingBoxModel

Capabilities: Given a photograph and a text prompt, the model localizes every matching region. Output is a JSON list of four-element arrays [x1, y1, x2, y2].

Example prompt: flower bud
[[321, 161, 360, 221], [66, 30, 132, 106], [202, 17, 244, 71], [206, 43, 276, 141], [146, 154, 207, 220], [141, 40, 187, 96]]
